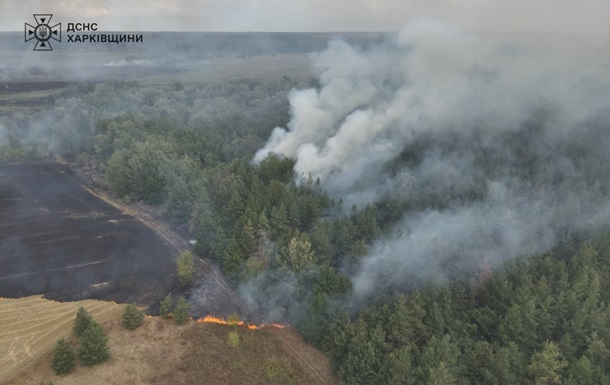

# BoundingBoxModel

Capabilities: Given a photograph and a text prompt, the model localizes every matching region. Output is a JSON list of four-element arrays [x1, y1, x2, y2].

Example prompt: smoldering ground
[[254, 19, 610, 304]]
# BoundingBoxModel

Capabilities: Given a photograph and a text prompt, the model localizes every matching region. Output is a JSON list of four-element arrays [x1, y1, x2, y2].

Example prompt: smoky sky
[[1, 0, 610, 33], [255, 19, 610, 301]]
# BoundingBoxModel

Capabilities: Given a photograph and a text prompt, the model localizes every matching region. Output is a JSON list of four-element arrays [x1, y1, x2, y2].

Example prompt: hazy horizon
[[2, 0, 610, 35]]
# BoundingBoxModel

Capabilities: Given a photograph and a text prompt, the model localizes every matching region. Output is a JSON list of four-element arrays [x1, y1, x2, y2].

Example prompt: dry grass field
[[2, 296, 342, 385], [0, 296, 125, 383]]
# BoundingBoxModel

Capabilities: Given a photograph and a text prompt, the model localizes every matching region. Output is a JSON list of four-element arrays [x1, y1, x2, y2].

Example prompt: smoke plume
[[255, 20, 610, 300]]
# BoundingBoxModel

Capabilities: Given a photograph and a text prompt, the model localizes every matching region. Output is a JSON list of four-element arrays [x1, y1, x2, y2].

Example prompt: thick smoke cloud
[[255, 20, 610, 300]]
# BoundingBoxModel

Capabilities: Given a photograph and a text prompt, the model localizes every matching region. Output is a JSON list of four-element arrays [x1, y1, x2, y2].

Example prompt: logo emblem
[[25, 14, 61, 51]]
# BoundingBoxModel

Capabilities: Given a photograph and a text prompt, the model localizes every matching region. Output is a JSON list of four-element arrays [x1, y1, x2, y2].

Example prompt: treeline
[[0, 78, 292, 162]]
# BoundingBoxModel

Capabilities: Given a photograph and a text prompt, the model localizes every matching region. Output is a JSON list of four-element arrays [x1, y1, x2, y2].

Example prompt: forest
[[2, 64, 610, 384]]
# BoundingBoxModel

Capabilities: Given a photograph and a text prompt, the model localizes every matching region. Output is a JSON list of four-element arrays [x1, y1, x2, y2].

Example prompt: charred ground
[[0, 162, 176, 304]]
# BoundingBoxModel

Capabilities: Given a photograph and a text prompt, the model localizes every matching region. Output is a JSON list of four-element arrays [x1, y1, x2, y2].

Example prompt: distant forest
[[2, 78, 610, 384]]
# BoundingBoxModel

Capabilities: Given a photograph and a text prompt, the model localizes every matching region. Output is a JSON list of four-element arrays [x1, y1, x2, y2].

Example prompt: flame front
[[196, 315, 287, 330]]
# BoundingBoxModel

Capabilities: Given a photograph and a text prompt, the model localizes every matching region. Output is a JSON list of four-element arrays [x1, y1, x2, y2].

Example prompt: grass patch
[[180, 324, 321, 385]]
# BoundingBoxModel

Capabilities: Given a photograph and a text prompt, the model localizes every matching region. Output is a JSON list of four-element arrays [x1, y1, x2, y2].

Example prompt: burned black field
[[0, 162, 175, 304]]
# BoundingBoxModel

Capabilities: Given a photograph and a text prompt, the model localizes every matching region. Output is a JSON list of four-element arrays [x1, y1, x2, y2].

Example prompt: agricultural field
[[0, 296, 125, 383]]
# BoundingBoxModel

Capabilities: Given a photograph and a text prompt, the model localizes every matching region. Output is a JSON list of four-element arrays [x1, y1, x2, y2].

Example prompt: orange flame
[[196, 315, 287, 330]]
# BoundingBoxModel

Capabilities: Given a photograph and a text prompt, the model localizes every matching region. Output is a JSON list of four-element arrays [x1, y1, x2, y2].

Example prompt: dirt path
[[273, 327, 342, 385], [83, 186, 235, 296], [84, 187, 187, 252], [83, 183, 241, 318]]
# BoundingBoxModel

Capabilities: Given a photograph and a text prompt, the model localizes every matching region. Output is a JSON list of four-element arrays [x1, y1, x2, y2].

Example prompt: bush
[[122, 304, 145, 330], [227, 331, 240, 348], [159, 293, 173, 319], [227, 312, 241, 326], [176, 251, 195, 288], [78, 321, 110, 366], [266, 359, 288, 380], [52, 338, 75, 375], [73, 307, 92, 337]]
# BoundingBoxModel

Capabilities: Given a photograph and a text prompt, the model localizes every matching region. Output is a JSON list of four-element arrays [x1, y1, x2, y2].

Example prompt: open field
[[142, 53, 314, 85], [3, 296, 342, 385], [0, 52, 313, 115], [0, 81, 68, 114], [0, 296, 125, 383], [0, 162, 177, 304]]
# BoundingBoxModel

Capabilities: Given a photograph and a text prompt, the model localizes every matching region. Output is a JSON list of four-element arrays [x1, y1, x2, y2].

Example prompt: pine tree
[[386, 295, 427, 347], [527, 341, 567, 385], [257, 211, 271, 233], [226, 189, 244, 221], [176, 251, 195, 288], [122, 304, 145, 330], [286, 199, 300, 228], [270, 203, 289, 238], [310, 221, 335, 261], [78, 321, 110, 366], [222, 238, 244, 281], [159, 293, 173, 319], [354, 205, 380, 242], [173, 296, 191, 325], [300, 196, 321, 231], [73, 307, 92, 337], [238, 218, 256, 255], [52, 338, 76, 375], [429, 362, 457, 385], [383, 346, 413, 385]]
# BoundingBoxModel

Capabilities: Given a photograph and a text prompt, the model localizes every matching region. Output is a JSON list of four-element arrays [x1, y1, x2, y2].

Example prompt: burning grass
[[196, 315, 287, 330]]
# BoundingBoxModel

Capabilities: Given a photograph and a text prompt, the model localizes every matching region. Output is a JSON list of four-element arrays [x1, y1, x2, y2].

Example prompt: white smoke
[[256, 21, 608, 204], [255, 20, 610, 300]]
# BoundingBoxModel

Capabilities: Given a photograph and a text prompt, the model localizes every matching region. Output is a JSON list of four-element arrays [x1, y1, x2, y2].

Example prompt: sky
[[1, 0, 610, 34]]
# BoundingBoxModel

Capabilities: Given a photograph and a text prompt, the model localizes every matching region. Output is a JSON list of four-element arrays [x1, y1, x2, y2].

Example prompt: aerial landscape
[[2, 1, 610, 384]]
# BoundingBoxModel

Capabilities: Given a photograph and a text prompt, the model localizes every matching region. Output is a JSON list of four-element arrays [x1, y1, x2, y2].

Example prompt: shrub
[[78, 321, 110, 366], [122, 303, 145, 330], [73, 307, 92, 337], [52, 338, 75, 375], [227, 331, 240, 348]]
